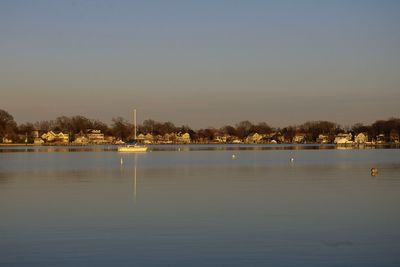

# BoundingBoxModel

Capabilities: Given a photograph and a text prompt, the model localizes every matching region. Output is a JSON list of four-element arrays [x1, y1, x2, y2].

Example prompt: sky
[[1, 0, 399, 129]]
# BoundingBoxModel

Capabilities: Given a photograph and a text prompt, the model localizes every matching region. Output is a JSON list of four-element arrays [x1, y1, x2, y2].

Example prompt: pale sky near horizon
[[1, 0, 399, 129]]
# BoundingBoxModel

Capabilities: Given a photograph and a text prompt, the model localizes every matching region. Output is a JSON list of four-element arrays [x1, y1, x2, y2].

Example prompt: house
[[293, 133, 306, 144], [334, 133, 353, 145], [143, 133, 154, 144], [162, 133, 175, 143], [390, 130, 399, 143], [354, 133, 368, 144], [2, 137, 12, 144], [316, 134, 329, 144], [33, 138, 44, 145], [32, 130, 39, 138], [115, 139, 125, 145], [87, 129, 105, 144], [246, 133, 264, 143], [273, 132, 285, 143], [74, 135, 89, 145], [214, 134, 228, 143], [376, 134, 386, 144], [136, 133, 146, 142], [41, 131, 69, 143], [177, 132, 191, 143]]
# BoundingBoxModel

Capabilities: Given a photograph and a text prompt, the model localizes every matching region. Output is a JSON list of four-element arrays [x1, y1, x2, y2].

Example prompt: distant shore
[[1, 143, 399, 148]]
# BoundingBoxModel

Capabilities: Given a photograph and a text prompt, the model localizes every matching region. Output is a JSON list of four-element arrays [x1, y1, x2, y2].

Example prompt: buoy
[[371, 167, 378, 176], [290, 157, 294, 162], [120, 158, 123, 165], [232, 154, 236, 158]]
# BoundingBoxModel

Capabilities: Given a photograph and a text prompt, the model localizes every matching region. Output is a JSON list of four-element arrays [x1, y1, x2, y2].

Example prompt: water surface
[[1, 145, 400, 266]]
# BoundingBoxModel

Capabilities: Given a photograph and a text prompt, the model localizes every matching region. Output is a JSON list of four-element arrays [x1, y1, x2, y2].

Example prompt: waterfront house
[[2, 137, 12, 144], [41, 131, 69, 144], [376, 134, 386, 144], [74, 135, 89, 145], [273, 132, 285, 143], [354, 133, 368, 144], [33, 137, 44, 145], [177, 132, 191, 143], [162, 133, 175, 143], [316, 134, 329, 144], [334, 133, 353, 145], [87, 129, 105, 144], [137, 133, 145, 142], [293, 133, 306, 144], [144, 133, 154, 144], [115, 139, 125, 145], [246, 133, 264, 143], [390, 130, 399, 143]]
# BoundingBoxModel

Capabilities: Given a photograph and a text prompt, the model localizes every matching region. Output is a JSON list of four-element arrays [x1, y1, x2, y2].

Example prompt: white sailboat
[[118, 109, 148, 152]]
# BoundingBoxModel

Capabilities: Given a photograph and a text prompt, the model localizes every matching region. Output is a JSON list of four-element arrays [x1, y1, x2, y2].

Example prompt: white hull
[[118, 145, 148, 152]]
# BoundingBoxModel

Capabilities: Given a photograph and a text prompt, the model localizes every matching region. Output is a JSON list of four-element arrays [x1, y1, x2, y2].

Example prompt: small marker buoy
[[232, 154, 236, 158], [120, 158, 123, 165], [290, 157, 294, 162]]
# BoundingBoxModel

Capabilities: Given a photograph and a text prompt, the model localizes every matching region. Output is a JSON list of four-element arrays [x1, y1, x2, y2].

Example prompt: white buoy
[[290, 157, 294, 162], [232, 154, 236, 158], [120, 158, 123, 165]]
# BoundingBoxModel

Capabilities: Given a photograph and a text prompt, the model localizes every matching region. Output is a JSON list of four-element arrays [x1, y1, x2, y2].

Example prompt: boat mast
[[134, 109, 137, 140]]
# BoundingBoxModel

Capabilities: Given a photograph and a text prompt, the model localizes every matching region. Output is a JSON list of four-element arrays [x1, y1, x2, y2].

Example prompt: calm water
[[1, 145, 400, 267]]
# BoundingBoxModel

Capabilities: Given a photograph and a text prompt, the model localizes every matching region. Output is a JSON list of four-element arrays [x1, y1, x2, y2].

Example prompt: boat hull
[[118, 146, 148, 152]]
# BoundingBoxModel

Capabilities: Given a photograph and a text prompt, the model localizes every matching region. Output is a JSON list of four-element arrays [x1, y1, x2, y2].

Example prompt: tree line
[[1, 109, 399, 143]]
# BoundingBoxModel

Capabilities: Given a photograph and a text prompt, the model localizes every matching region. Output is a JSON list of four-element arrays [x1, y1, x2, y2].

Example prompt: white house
[[334, 133, 353, 145], [354, 133, 368, 144]]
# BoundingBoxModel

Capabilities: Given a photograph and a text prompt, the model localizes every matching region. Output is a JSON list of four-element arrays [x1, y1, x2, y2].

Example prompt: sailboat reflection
[[120, 153, 143, 202], [133, 155, 137, 200]]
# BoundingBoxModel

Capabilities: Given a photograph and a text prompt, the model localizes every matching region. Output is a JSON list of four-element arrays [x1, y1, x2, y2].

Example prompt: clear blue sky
[[1, 0, 399, 128]]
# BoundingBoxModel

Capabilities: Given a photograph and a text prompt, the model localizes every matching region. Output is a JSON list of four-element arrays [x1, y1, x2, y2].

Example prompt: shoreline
[[1, 143, 399, 148]]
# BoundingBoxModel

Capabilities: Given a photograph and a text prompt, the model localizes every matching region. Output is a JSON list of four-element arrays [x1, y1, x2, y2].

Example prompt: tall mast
[[134, 109, 137, 140]]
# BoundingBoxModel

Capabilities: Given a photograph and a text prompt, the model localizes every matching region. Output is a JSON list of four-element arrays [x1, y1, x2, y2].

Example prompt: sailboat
[[118, 109, 148, 152]]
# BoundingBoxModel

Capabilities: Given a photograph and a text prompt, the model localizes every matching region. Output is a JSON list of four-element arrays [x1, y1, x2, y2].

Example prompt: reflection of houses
[[334, 133, 353, 145], [293, 133, 306, 144], [317, 134, 329, 144], [41, 131, 69, 143], [354, 133, 368, 144]]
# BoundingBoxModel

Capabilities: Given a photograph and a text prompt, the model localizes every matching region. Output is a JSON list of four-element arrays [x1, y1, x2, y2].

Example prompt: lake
[[1, 145, 400, 267]]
